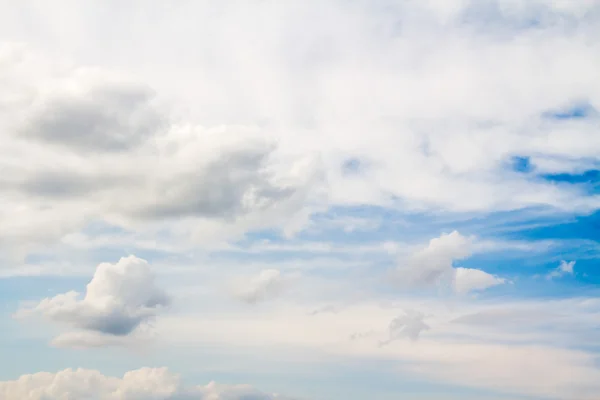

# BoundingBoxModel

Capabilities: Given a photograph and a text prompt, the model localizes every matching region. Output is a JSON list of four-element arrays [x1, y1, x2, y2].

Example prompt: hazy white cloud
[[17, 256, 169, 346], [0, 367, 295, 400], [547, 260, 576, 279], [231, 269, 289, 304], [155, 299, 600, 399], [380, 310, 430, 344], [392, 231, 506, 294]]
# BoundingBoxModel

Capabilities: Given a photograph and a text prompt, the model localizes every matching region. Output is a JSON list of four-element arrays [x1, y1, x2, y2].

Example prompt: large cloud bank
[[0, 367, 295, 400]]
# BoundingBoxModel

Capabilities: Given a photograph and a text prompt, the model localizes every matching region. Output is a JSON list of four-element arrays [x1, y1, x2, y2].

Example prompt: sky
[[0, 0, 599, 399]]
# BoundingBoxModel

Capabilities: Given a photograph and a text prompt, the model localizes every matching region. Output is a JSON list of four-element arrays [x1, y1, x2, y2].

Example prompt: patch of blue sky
[[510, 155, 534, 173], [542, 102, 596, 120], [300, 205, 579, 248], [341, 157, 363, 175], [507, 210, 600, 243], [237, 229, 286, 245], [541, 170, 600, 195], [299, 205, 483, 244], [542, 169, 600, 184], [508, 155, 600, 195], [230, 204, 597, 286], [0, 275, 86, 305], [0, 332, 152, 380], [457, 0, 555, 35]]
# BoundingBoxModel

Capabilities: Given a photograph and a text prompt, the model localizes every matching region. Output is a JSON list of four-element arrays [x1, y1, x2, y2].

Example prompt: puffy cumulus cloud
[[17, 256, 169, 346], [0, 367, 294, 400], [547, 260, 576, 280], [392, 231, 506, 294], [231, 269, 289, 304]]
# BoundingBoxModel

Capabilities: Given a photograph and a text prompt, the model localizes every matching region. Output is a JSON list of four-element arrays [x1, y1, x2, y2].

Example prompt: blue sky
[[0, 1, 600, 400]]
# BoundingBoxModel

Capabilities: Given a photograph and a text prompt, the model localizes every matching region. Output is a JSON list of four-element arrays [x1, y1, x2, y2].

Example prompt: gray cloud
[[0, 54, 320, 254], [231, 269, 288, 304], [1, 169, 130, 199], [129, 144, 297, 221], [21, 80, 164, 153], [380, 310, 430, 345]]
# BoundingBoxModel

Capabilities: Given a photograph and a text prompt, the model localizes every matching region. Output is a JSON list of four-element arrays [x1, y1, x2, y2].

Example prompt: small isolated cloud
[[454, 267, 506, 294], [392, 231, 506, 294], [380, 310, 430, 345], [0, 367, 295, 400], [231, 269, 289, 304], [16, 255, 169, 347], [547, 260, 576, 280]]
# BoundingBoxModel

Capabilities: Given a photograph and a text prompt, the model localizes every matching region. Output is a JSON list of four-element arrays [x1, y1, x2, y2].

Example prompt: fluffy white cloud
[[547, 260, 576, 279], [392, 231, 506, 294], [17, 256, 169, 346], [0, 367, 294, 400]]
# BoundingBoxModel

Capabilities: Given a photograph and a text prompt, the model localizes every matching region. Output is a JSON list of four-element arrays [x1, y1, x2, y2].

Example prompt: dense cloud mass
[[0, 44, 321, 255], [0, 0, 599, 256], [18, 256, 169, 346], [0, 367, 294, 400]]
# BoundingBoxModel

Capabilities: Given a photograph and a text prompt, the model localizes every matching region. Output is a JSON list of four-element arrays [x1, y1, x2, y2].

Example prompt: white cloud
[[454, 267, 507, 294], [392, 231, 506, 294], [231, 269, 289, 304], [547, 260, 576, 279], [0, 44, 322, 256], [154, 299, 600, 399], [0, 367, 295, 400], [0, 0, 599, 258], [380, 310, 430, 344], [0, 2, 599, 399], [17, 256, 169, 346]]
